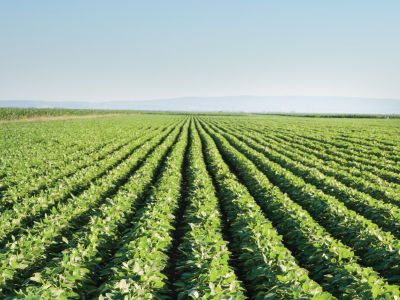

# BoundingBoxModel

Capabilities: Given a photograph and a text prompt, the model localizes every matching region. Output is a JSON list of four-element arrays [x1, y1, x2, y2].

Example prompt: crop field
[[0, 108, 139, 121], [1, 114, 400, 299]]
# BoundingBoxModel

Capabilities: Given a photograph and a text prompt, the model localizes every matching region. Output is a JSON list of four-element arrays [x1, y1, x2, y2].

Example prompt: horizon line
[[1, 95, 400, 103]]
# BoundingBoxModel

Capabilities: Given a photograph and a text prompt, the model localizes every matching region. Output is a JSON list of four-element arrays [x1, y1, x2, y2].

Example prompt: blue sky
[[1, 1, 399, 102]]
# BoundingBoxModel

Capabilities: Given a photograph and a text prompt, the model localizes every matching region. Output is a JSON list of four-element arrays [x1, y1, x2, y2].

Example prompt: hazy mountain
[[0, 96, 399, 114]]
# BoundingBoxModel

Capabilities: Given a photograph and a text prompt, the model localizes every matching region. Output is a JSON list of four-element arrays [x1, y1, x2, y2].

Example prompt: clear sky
[[1, 1, 399, 102]]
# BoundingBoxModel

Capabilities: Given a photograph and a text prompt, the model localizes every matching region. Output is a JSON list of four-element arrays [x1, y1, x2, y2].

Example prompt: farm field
[[0, 108, 140, 122], [1, 114, 400, 299]]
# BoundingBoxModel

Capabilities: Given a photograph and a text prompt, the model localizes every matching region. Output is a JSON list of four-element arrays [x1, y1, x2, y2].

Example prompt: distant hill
[[0, 96, 399, 114]]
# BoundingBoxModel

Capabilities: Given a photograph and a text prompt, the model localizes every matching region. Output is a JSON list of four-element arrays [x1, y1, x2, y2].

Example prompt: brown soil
[[0, 114, 134, 124]]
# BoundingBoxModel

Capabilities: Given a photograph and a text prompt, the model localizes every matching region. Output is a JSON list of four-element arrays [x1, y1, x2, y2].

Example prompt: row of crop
[[0, 116, 166, 186], [278, 132, 400, 181], [233, 118, 400, 172], [0, 123, 154, 194], [220, 118, 400, 190], [294, 132, 400, 164], [237, 121, 400, 180], [0, 124, 177, 247], [256, 131, 400, 206], [303, 133, 400, 160], [0, 125, 159, 204], [335, 135, 399, 154], [0, 115, 176, 181], [0, 123, 148, 178], [261, 132, 400, 205], [340, 133, 399, 148], [277, 128, 400, 176], [0, 131, 117, 184], [200, 120, 400, 299], [219, 115, 400, 188], [260, 130, 400, 186], [1, 120, 107, 158], [261, 121, 400, 157], [0, 114, 169, 157], [241, 117, 399, 148], [224, 124, 400, 238], [196, 120, 333, 299], [0, 134, 114, 186], [208, 121, 400, 232], [9, 120, 189, 299], [172, 121, 246, 299], [0, 107, 138, 121], [0, 117, 149, 177], [0, 122, 185, 296], [96, 120, 189, 299], [206, 121, 400, 284]]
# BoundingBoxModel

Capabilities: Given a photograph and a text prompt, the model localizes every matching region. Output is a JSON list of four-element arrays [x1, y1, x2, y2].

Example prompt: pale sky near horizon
[[1, 1, 399, 102]]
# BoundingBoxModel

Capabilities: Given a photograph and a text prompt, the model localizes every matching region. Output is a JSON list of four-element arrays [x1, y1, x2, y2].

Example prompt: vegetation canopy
[[1, 113, 399, 299]]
